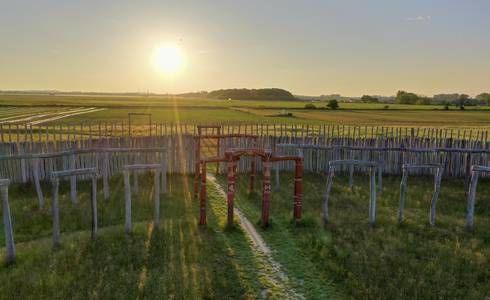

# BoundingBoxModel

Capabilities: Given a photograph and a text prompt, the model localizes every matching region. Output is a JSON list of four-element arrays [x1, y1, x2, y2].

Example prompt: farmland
[[1, 93, 490, 299], [0, 94, 489, 130]]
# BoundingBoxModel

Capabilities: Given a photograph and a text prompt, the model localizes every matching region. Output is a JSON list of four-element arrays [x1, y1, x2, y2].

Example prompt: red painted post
[[293, 158, 304, 220], [194, 137, 201, 196], [199, 162, 207, 225], [249, 155, 256, 193], [261, 157, 272, 227], [227, 156, 237, 226]]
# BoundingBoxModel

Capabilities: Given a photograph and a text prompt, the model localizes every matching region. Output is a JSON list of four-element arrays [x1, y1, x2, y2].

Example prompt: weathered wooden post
[[32, 157, 44, 208], [249, 155, 256, 194], [90, 174, 97, 240], [69, 153, 77, 204], [348, 164, 354, 190], [154, 169, 161, 229], [293, 157, 304, 220], [398, 164, 444, 226], [430, 167, 443, 226], [161, 151, 167, 194], [398, 168, 409, 224], [261, 156, 272, 227], [227, 155, 236, 226], [51, 177, 61, 247], [103, 151, 110, 201], [1, 179, 15, 264], [132, 170, 139, 196], [199, 162, 207, 225], [274, 161, 280, 190], [466, 165, 490, 229], [323, 168, 335, 223], [124, 170, 131, 233], [368, 166, 377, 225]]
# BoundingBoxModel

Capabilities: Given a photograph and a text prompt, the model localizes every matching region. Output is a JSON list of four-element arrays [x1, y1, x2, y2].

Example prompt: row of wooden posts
[[1, 133, 489, 184], [1, 160, 167, 264], [0, 121, 488, 142]]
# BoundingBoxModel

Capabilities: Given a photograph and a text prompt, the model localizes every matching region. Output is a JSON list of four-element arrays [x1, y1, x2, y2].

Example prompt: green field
[[220, 172, 490, 299], [2, 172, 489, 299], [1, 94, 489, 130]]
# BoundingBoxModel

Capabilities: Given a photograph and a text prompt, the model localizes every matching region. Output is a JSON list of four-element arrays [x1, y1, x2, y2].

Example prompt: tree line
[[360, 91, 490, 108]]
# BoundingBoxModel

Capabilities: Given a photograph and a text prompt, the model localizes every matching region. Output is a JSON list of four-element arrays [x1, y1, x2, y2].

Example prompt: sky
[[1, 0, 489, 97]]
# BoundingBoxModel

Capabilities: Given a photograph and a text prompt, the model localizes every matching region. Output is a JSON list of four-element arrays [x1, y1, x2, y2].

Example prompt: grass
[[0, 174, 286, 299], [220, 172, 490, 299]]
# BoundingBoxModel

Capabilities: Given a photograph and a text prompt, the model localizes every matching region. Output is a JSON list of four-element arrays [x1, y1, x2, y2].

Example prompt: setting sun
[[152, 44, 184, 75]]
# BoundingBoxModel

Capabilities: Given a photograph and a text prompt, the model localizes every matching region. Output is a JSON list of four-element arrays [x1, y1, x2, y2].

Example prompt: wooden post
[[33, 157, 44, 208], [348, 164, 354, 190], [194, 138, 201, 196], [70, 153, 77, 204], [323, 168, 335, 223], [430, 168, 443, 226], [293, 158, 303, 220], [368, 167, 377, 225], [51, 177, 61, 247], [90, 175, 97, 240], [161, 151, 167, 194], [466, 168, 479, 229], [154, 170, 161, 229], [249, 156, 256, 193], [1, 180, 15, 264], [199, 162, 207, 225], [274, 162, 280, 191], [227, 158, 236, 226], [132, 170, 139, 196], [398, 168, 408, 224], [261, 157, 272, 227], [124, 170, 131, 233], [103, 152, 110, 201]]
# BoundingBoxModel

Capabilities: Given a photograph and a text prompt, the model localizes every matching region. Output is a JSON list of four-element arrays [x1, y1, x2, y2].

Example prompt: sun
[[152, 44, 184, 75]]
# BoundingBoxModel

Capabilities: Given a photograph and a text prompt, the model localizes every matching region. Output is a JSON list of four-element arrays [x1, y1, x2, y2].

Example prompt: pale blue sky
[[1, 0, 489, 96]]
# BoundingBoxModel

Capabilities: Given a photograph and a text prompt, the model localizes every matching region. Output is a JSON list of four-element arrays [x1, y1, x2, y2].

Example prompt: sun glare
[[152, 44, 184, 75]]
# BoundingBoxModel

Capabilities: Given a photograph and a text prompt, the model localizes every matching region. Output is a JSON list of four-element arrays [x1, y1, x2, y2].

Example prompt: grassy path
[[1, 175, 307, 299], [208, 174, 305, 299], [215, 175, 339, 299]]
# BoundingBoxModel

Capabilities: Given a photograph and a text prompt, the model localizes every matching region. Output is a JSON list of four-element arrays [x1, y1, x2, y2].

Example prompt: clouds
[[405, 15, 431, 22]]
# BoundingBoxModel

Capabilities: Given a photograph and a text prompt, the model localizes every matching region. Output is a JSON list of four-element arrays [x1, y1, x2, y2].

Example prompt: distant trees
[[304, 103, 317, 109], [361, 95, 379, 103], [327, 99, 339, 110], [457, 94, 469, 110], [476, 93, 490, 105], [395, 91, 420, 104], [207, 88, 296, 101]]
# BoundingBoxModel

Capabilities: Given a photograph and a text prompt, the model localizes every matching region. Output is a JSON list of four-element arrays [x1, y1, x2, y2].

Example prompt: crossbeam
[[50, 168, 98, 247], [398, 164, 444, 226], [323, 160, 378, 224], [466, 165, 490, 229], [123, 164, 164, 232]]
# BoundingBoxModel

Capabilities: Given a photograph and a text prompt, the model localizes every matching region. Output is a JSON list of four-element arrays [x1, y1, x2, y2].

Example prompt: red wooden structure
[[198, 147, 303, 228], [193, 125, 259, 196]]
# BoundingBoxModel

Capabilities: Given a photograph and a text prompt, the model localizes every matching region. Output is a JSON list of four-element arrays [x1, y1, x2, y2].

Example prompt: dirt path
[[207, 174, 305, 299]]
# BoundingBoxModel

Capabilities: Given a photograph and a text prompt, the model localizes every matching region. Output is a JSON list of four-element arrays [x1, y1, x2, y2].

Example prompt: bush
[[383, 105, 389, 110], [326, 100, 339, 110], [304, 103, 317, 109]]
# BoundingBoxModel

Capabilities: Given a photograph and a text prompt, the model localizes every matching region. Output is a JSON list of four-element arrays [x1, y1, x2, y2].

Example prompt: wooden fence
[[1, 122, 488, 142], [0, 124, 489, 184]]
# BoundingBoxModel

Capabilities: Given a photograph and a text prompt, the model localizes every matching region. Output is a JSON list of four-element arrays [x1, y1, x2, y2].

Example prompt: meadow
[[221, 173, 490, 299]]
